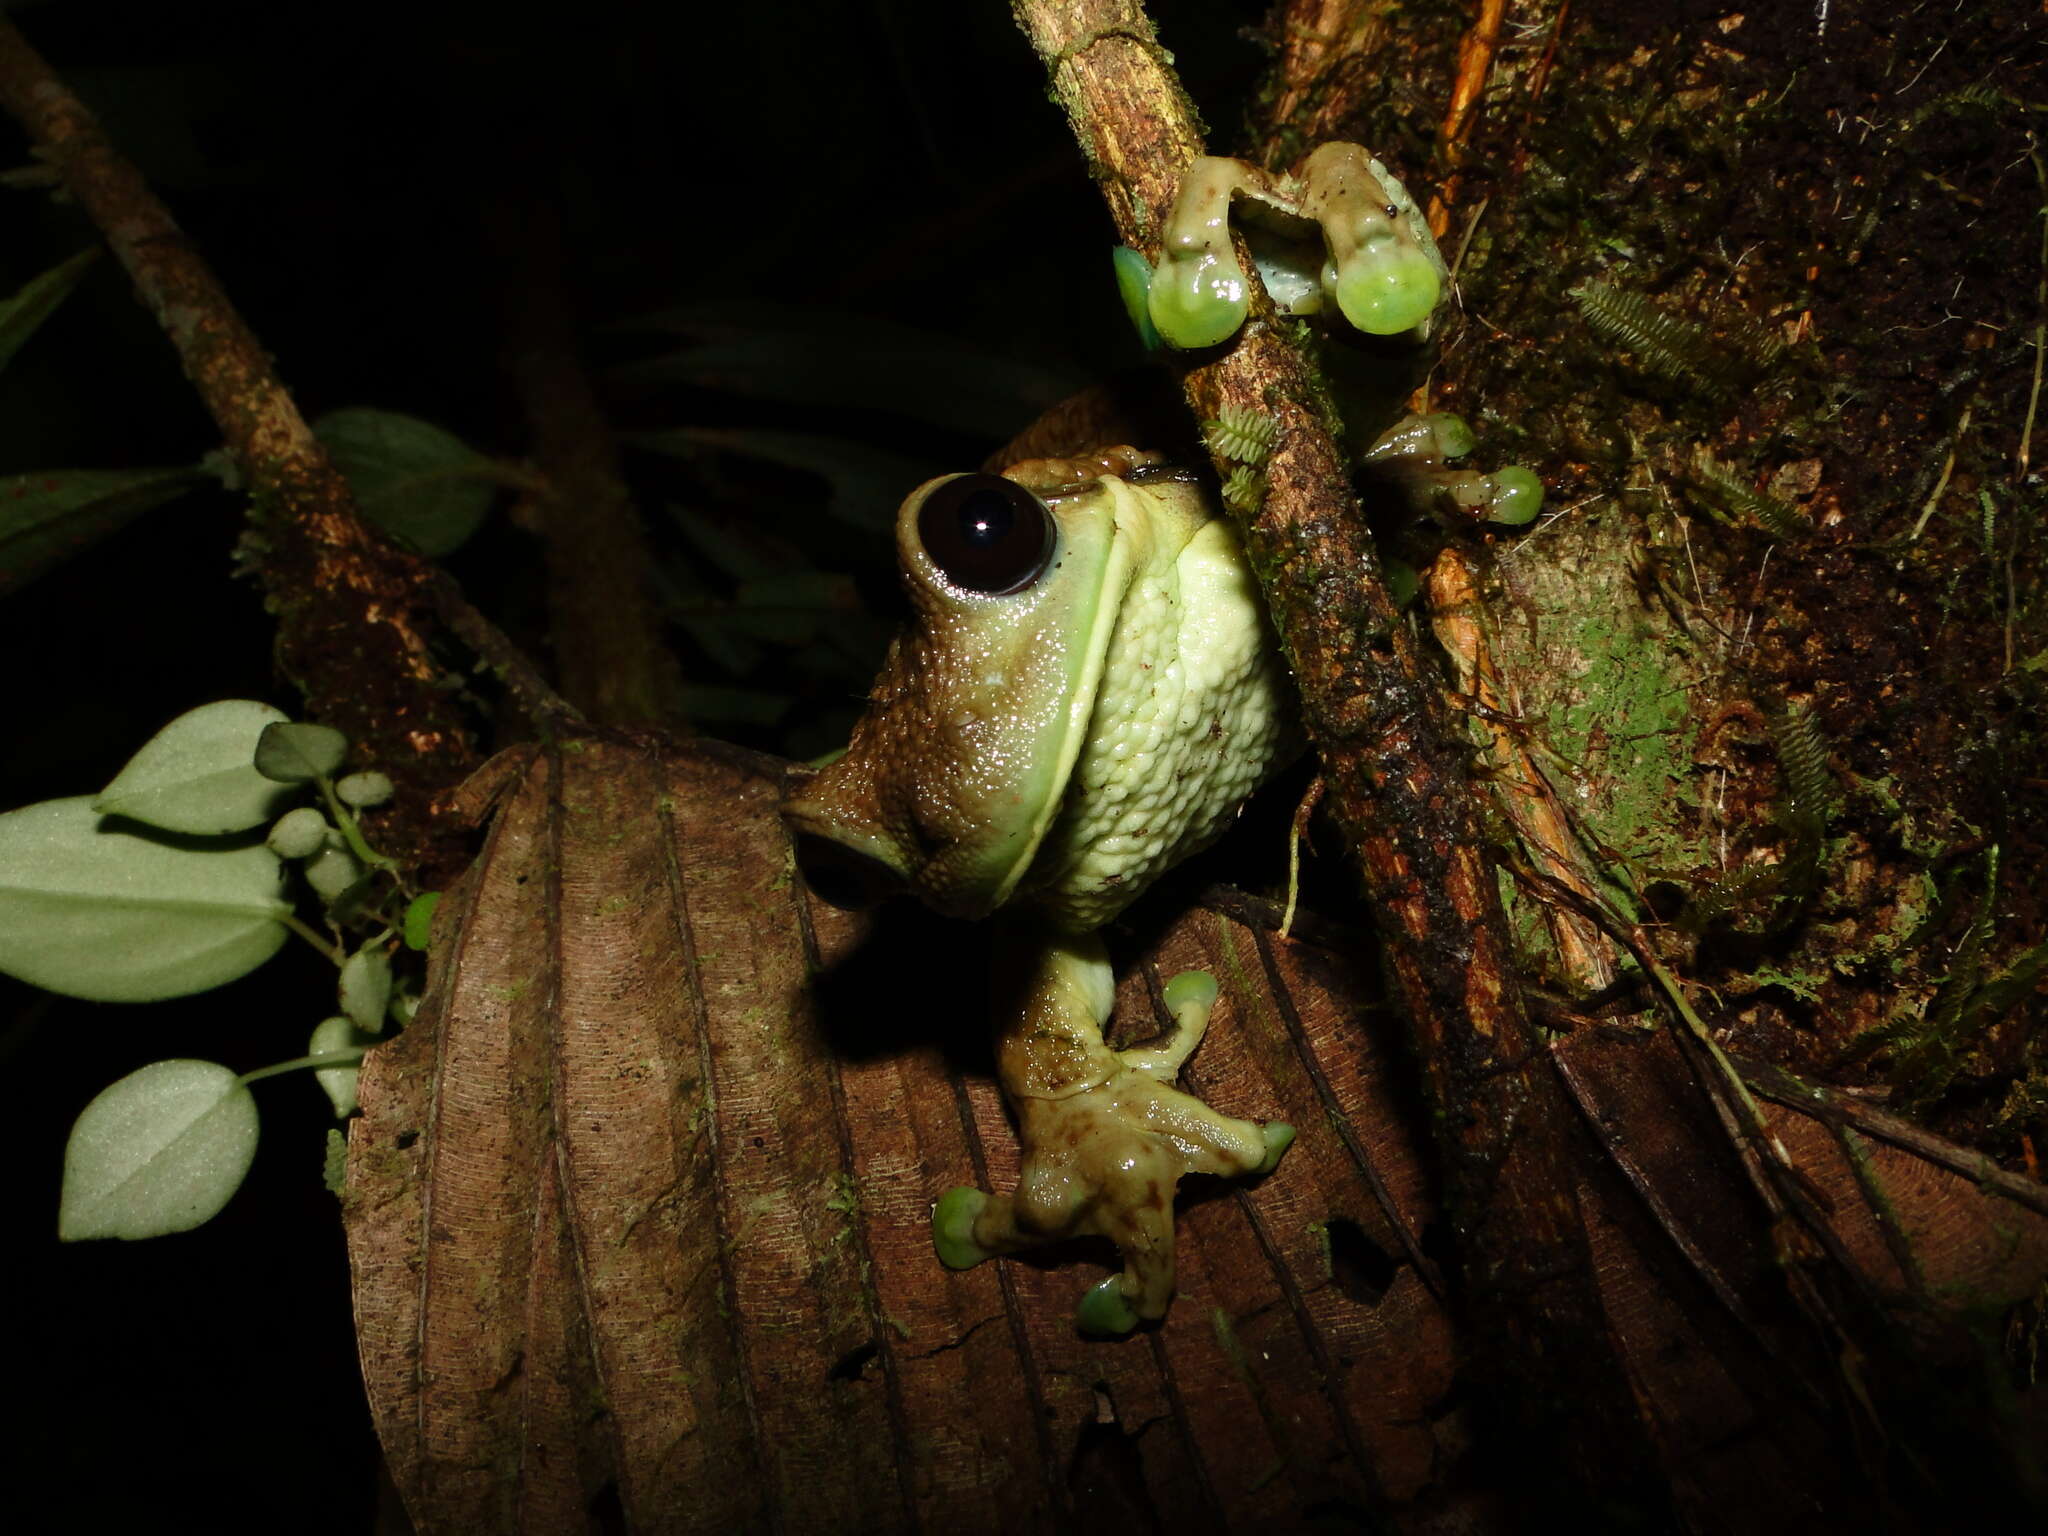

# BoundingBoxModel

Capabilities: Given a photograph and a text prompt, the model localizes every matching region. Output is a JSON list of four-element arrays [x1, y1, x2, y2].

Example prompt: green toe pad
[[1161, 969, 1218, 1014], [932, 1186, 992, 1270], [1334, 242, 1440, 336], [1148, 252, 1250, 350], [1077, 1275, 1141, 1336], [1256, 1121, 1296, 1175], [1484, 465, 1545, 526]]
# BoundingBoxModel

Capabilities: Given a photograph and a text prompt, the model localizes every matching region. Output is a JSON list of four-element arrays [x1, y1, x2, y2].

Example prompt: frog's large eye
[[915, 474, 1055, 595]]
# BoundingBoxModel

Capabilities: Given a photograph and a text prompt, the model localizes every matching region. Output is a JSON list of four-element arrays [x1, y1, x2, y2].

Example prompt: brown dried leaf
[[345, 728, 2048, 1533]]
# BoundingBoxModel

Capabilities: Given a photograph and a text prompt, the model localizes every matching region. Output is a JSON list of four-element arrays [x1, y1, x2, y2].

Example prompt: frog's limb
[[1143, 143, 1448, 354], [1361, 412, 1546, 528], [1117, 967, 1217, 1078], [1298, 143, 1445, 338], [1147, 156, 1258, 350], [932, 932, 1292, 1332]]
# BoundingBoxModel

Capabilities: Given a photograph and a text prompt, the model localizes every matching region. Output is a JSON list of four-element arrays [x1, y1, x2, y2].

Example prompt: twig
[[1906, 404, 1968, 541], [1012, 0, 1648, 1485], [1549, 1041, 1758, 1326], [2018, 144, 2046, 476], [420, 573, 576, 730], [0, 18, 571, 862], [487, 184, 684, 727], [1732, 1053, 2048, 1221], [1426, 0, 1507, 237]]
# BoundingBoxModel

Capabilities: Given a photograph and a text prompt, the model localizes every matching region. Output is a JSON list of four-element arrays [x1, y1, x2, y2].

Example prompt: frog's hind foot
[[934, 955, 1293, 1336]]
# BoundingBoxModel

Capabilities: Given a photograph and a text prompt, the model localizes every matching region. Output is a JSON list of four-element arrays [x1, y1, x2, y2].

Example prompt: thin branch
[[1425, 0, 1507, 237], [1011, 0, 1648, 1487], [0, 18, 570, 865], [1732, 1053, 2048, 1222]]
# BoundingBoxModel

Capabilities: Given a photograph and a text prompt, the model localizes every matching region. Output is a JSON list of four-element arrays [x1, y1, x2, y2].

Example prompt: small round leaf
[[0, 797, 289, 1001], [338, 946, 392, 1033], [255, 722, 348, 783], [59, 1060, 259, 1240], [266, 806, 332, 859], [94, 699, 294, 835], [304, 844, 364, 905], [335, 770, 393, 808], [403, 891, 440, 952]]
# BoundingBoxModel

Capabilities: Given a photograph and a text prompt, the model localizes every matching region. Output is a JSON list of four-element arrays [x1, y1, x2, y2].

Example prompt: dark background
[[0, 1, 1274, 1526]]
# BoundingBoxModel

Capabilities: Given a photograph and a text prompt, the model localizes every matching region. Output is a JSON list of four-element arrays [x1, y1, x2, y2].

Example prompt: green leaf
[[0, 465, 207, 596], [0, 796, 289, 1001], [308, 1016, 376, 1117], [338, 946, 392, 1032], [95, 699, 295, 835], [255, 721, 348, 783], [323, 1128, 349, 1194], [0, 247, 98, 373], [266, 806, 331, 859], [335, 770, 392, 808], [59, 1059, 259, 1240], [314, 407, 496, 558], [402, 892, 440, 951], [303, 844, 365, 907]]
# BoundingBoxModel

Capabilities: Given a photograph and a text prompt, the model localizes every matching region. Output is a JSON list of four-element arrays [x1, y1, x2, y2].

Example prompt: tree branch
[[0, 18, 570, 870], [1009, 0, 1651, 1494]]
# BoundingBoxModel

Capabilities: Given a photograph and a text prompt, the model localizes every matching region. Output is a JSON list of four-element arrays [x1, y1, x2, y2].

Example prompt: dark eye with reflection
[[794, 835, 904, 911], [915, 474, 1055, 595]]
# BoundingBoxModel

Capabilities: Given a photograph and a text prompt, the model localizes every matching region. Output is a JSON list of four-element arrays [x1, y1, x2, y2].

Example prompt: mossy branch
[[1010, 0, 1650, 1494]]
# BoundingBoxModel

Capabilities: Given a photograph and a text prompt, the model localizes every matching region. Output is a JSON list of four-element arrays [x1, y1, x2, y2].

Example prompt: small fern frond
[[1204, 405, 1280, 468], [1573, 281, 1736, 400], [1687, 452, 1809, 541], [1220, 464, 1266, 515]]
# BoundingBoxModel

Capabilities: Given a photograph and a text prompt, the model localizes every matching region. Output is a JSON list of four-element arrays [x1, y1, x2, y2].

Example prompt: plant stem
[[318, 777, 399, 873], [238, 1046, 368, 1086], [281, 910, 346, 966]]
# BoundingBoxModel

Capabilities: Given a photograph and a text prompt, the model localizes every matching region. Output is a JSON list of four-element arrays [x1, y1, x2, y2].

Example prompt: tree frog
[[784, 145, 1534, 1334], [783, 443, 1297, 1333]]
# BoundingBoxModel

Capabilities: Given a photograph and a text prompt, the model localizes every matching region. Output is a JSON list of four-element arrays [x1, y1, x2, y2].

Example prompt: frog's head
[[783, 453, 1200, 921]]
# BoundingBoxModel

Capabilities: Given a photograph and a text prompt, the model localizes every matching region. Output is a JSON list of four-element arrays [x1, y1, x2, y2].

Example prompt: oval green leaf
[[335, 770, 392, 808], [59, 1059, 259, 1240], [309, 1016, 376, 1117], [303, 844, 364, 906], [266, 806, 331, 859], [402, 891, 440, 951], [338, 946, 392, 1033], [255, 721, 348, 783], [314, 407, 495, 558], [0, 796, 289, 1001], [94, 699, 294, 834]]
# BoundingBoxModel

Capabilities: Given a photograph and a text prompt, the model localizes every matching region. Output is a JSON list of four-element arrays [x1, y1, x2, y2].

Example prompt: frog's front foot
[[1133, 142, 1447, 352], [934, 943, 1292, 1334]]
